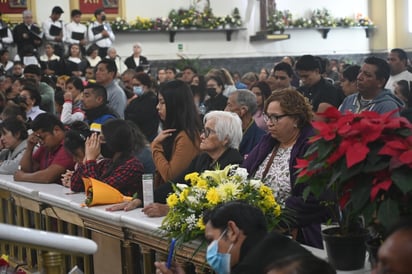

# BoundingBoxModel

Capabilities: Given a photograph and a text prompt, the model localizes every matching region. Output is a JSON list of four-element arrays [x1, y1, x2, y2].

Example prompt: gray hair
[[22, 10, 32, 17], [204, 111, 243, 149], [233, 89, 258, 115]]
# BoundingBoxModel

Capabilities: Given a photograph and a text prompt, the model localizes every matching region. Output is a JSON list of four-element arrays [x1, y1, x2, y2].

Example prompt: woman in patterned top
[[242, 88, 332, 249]]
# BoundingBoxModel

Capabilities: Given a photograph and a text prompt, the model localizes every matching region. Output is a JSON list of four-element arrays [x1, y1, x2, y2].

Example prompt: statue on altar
[[191, 0, 210, 12]]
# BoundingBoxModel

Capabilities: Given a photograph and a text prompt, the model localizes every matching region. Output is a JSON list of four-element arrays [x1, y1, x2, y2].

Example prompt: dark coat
[[232, 232, 312, 274], [124, 91, 159, 142], [298, 77, 345, 112], [239, 120, 265, 158], [124, 55, 149, 70]]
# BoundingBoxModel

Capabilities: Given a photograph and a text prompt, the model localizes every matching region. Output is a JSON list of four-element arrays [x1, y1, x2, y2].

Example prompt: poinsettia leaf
[[346, 142, 369, 168], [351, 183, 370, 211], [302, 186, 311, 200], [377, 199, 399, 230], [362, 201, 377, 226], [363, 157, 389, 173], [392, 167, 412, 194], [303, 143, 319, 157], [317, 140, 336, 159]]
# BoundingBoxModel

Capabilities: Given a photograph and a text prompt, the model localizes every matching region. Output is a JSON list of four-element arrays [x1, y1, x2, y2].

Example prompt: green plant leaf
[[377, 199, 399, 230], [351, 183, 370, 211], [362, 201, 377, 226], [392, 167, 412, 194]]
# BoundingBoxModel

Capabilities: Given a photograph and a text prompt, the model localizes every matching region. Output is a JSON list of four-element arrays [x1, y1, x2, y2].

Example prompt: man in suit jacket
[[13, 10, 43, 60], [124, 42, 150, 72]]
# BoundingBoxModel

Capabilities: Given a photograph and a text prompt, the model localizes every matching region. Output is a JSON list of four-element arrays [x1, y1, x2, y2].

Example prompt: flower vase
[[322, 227, 368, 271]]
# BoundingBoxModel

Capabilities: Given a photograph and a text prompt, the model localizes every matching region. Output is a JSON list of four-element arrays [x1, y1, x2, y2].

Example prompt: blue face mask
[[133, 86, 143, 96], [206, 229, 233, 274]]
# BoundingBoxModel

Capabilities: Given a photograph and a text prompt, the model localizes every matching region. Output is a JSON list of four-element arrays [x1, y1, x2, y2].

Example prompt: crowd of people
[[1, 6, 412, 274]]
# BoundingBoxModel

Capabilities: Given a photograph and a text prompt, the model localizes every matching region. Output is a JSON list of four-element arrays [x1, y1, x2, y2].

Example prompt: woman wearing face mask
[[124, 72, 159, 142], [154, 201, 311, 274], [204, 76, 228, 113], [68, 119, 145, 197]]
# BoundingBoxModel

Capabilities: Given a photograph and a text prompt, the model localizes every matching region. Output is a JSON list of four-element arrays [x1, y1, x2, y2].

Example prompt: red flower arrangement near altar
[[296, 107, 412, 234]]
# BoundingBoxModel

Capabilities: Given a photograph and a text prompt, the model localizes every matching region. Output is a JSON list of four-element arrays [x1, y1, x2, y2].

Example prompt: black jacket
[[124, 91, 159, 142], [232, 232, 312, 274], [124, 55, 149, 70]]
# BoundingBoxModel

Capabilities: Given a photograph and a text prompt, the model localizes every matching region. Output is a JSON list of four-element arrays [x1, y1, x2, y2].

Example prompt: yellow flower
[[196, 178, 208, 189], [166, 193, 179, 208], [184, 172, 200, 185], [179, 188, 189, 202], [259, 185, 272, 196], [216, 182, 241, 201], [274, 203, 281, 217], [197, 218, 205, 230], [206, 188, 220, 205]]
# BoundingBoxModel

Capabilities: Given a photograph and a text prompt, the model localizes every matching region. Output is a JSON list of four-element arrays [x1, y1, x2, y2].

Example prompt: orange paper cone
[[82, 177, 132, 206]]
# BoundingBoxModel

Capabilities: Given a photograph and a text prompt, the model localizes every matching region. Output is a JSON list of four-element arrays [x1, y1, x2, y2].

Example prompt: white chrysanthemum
[[234, 167, 249, 180], [186, 214, 197, 229], [176, 183, 189, 191], [249, 179, 263, 189], [187, 195, 198, 204]]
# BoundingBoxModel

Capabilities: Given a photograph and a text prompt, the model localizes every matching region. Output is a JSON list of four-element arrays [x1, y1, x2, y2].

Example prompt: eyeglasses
[[201, 127, 216, 138], [263, 113, 293, 123]]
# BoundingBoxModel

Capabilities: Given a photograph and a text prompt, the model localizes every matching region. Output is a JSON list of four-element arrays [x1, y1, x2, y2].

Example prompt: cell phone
[[166, 238, 176, 269]]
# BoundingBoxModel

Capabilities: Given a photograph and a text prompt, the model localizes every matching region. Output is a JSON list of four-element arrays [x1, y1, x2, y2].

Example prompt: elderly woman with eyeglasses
[[242, 88, 332, 249], [107, 110, 244, 215]]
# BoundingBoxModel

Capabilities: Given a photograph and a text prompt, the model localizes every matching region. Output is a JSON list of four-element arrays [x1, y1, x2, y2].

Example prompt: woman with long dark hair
[[151, 80, 201, 188], [68, 119, 145, 197]]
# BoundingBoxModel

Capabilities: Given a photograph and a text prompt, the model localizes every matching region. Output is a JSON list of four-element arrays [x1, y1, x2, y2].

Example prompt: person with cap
[[0, 12, 13, 50], [42, 6, 65, 58], [65, 9, 87, 54], [88, 8, 115, 59], [13, 10, 43, 60]]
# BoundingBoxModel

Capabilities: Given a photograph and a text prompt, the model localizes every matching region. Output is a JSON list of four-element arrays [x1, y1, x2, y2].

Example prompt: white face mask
[[206, 229, 234, 274]]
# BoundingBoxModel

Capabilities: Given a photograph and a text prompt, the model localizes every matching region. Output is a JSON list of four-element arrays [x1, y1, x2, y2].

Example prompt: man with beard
[[339, 56, 403, 116]]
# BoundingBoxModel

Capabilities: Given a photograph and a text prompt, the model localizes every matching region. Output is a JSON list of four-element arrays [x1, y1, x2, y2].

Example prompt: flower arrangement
[[102, 7, 242, 31], [161, 165, 283, 242], [356, 13, 374, 27], [130, 16, 154, 31], [311, 8, 337, 27], [110, 17, 131, 31], [225, 8, 243, 27], [296, 107, 412, 235], [292, 18, 313, 28], [337, 17, 357, 27], [268, 10, 293, 32], [278, 9, 374, 29]]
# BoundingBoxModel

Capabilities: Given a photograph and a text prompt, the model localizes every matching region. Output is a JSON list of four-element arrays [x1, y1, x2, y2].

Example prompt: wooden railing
[[0, 175, 208, 274]]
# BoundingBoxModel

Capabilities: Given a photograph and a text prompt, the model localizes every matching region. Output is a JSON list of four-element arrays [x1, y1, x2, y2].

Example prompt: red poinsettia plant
[[296, 107, 412, 235]]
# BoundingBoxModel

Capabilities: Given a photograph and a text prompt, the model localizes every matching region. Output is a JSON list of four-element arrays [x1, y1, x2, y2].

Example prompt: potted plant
[[296, 107, 412, 270]]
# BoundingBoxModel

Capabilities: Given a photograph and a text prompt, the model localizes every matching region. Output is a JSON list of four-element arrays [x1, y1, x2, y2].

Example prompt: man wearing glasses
[[14, 113, 74, 184]]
